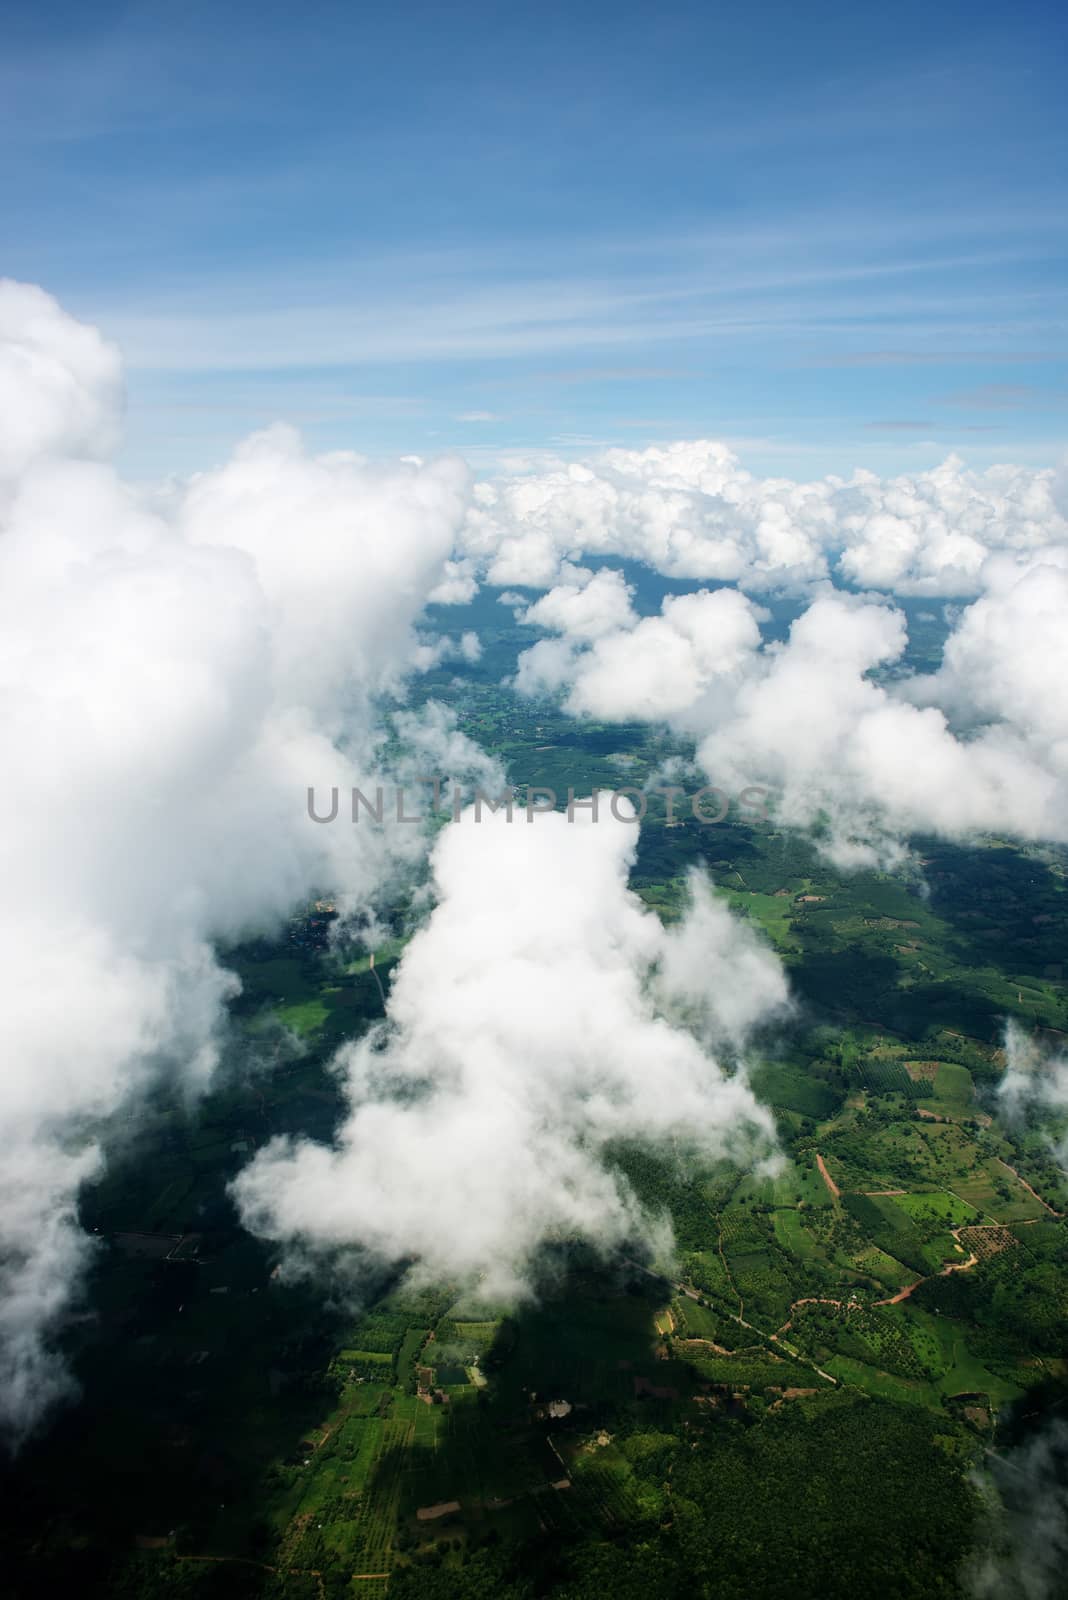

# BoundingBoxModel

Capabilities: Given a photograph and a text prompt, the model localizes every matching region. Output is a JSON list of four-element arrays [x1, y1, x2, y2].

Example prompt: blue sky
[[4, 0, 1066, 478]]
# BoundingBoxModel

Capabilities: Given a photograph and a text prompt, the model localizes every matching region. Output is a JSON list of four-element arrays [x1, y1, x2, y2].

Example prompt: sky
[[3, 0, 1066, 480]]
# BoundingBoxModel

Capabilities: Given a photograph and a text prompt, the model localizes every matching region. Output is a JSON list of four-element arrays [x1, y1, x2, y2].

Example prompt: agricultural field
[[893, 1190, 979, 1227]]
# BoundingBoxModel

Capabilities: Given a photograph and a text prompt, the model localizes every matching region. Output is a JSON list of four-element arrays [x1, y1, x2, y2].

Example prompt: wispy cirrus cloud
[[820, 350, 1068, 367], [940, 382, 1068, 410]]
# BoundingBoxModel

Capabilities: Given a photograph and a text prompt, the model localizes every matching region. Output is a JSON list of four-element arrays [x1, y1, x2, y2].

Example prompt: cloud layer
[[462, 438, 1067, 597], [4, 278, 1067, 1443]]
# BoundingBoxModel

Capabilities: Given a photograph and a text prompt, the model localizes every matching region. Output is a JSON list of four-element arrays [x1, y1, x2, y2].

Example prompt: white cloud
[[427, 557, 479, 604], [998, 1021, 1068, 1173], [233, 806, 781, 1300], [409, 628, 484, 672], [652, 869, 792, 1047], [928, 553, 1068, 750], [515, 569, 1068, 866], [179, 422, 469, 717], [520, 565, 638, 640], [693, 592, 1064, 864], [835, 454, 1063, 596], [514, 568, 764, 716], [460, 439, 1068, 598], [0, 285, 474, 1440], [0, 280, 123, 484], [564, 588, 763, 723]]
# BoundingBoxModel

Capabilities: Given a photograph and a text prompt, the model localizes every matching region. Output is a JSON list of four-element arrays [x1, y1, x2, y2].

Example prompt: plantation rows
[[534, 1464, 646, 1538], [349, 1419, 414, 1569], [718, 1209, 769, 1251], [860, 1059, 933, 1099], [792, 1303, 936, 1382]]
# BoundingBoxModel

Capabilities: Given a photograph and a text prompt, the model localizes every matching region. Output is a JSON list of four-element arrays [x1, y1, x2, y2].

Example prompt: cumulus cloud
[[232, 806, 781, 1300], [925, 553, 1068, 752], [0, 285, 475, 1440], [460, 438, 1067, 598], [519, 564, 638, 640], [427, 556, 479, 605], [695, 592, 1066, 863], [179, 422, 470, 717], [0, 281, 123, 484], [513, 566, 1068, 866], [520, 584, 763, 723]]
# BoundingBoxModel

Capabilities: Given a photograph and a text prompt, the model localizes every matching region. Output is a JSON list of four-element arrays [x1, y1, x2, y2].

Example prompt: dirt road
[[996, 1158, 1062, 1217], [874, 1234, 980, 1306], [623, 1259, 838, 1388], [815, 1153, 841, 1200]]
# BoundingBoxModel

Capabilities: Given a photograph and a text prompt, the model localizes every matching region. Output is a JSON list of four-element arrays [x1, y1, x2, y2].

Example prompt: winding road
[[623, 1258, 838, 1387]]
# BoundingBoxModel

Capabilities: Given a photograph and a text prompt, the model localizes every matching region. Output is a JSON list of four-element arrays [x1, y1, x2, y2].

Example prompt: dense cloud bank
[[0, 283, 479, 1438], [233, 807, 785, 1296], [461, 439, 1067, 597]]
